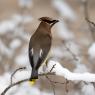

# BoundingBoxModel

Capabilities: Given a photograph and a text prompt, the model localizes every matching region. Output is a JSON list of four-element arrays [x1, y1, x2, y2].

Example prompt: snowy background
[[0, 0, 95, 95]]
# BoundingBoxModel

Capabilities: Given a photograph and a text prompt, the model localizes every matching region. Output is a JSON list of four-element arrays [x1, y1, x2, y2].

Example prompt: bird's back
[[29, 23, 52, 69]]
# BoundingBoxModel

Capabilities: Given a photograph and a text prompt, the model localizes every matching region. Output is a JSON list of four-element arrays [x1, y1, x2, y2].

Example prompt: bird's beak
[[53, 20, 59, 23], [50, 20, 59, 28]]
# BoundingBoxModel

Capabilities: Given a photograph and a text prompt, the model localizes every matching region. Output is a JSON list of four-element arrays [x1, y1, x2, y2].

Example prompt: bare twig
[[86, 19, 95, 27], [1, 78, 29, 95], [50, 64, 56, 72], [11, 67, 26, 85], [83, 0, 95, 40], [64, 43, 80, 63], [44, 64, 66, 95], [1, 72, 55, 95], [45, 75, 65, 85], [45, 75, 56, 95], [45, 63, 56, 95], [46, 74, 69, 94], [65, 79, 69, 93]]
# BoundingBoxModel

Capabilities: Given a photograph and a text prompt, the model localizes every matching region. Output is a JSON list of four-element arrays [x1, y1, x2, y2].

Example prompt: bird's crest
[[39, 17, 59, 25]]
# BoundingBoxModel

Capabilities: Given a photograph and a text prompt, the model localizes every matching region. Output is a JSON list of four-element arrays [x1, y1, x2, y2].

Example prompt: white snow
[[51, 47, 64, 58], [12, 14, 33, 23], [13, 70, 30, 82], [52, 0, 77, 21], [0, 40, 13, 57], [65, 41, 80, 56], [15, 54, 29, 66], [15, 46, 30, 66], [45, 60, 95, 82], [88, 43, 95, 59], [0, 19, 17, 35], [56, 21, 74, 40], [0, 73, 11, 94], [10, 39, 21, 50], [18, 0, 33, 8], [0, 14, 33, 35], [41, 91, 53, 95], [0, 72, 41, 95], [13, 84, 40, 95], [81, 83, 95, 95], [74, 64, 89, 73]]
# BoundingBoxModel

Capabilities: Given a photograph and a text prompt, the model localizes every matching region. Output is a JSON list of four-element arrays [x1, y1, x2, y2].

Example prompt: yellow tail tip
[[29, 79, 36, 86]]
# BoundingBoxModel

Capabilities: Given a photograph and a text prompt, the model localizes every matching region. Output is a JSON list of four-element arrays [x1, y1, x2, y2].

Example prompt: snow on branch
[[1, 60, 95, 95], [45, 60, 95, 82]]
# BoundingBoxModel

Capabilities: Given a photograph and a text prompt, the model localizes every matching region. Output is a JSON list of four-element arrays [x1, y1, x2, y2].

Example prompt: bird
[[28, 17, 59, 83]]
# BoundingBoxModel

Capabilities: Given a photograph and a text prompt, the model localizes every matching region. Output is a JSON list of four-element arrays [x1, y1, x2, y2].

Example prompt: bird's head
[[39, 17, 59, 28]]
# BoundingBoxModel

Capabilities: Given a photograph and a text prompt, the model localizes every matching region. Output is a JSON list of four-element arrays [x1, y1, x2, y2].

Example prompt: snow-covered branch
[[1, 60, 95, 95], [45, 60, 95, 82]]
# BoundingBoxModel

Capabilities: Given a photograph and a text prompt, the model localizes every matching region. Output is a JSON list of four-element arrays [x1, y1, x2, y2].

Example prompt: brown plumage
[[28, 17, 59, 81]]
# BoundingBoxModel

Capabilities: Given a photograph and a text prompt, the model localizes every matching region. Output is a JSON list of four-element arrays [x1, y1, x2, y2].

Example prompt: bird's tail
[[30, 68, 38, 80], [29, 69, 38, 85]]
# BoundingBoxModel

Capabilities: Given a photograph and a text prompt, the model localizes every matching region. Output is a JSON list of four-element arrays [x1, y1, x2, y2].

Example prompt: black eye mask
[[43, 20, 54, 24]]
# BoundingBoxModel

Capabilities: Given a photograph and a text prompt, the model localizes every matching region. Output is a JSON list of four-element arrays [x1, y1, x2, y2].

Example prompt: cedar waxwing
[[28, 17, 59, 82]]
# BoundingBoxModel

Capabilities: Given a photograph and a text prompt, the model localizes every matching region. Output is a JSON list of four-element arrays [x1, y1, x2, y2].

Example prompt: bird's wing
[[29, 47, 34, 67], [29, 33, 51, 70], [35, 35, 51, 70]]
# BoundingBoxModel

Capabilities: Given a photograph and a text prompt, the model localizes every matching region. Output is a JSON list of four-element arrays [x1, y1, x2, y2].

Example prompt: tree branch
[[83, 0, 95, 40], [11, 67, 26, 85], [1, 60, 95, 95], [1, 72, 55, 95], [45, 60, 95, 82]]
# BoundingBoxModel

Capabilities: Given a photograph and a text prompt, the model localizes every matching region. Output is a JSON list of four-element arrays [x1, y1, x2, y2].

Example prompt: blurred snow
[[0, 40, 13, 57], [13, 70, 30, 82], [51, 46, 64, 58], [10, 39, 21, 50], [0, 73, 11, 94], [14, 27, 30, 41], [65, 41, 80, 56], [52, 20, 76, 59], [88, 43, 95, 59], [41, 91, 53, 95], [56, 21, 74, 40], [15, 46, 30, 67], [0, 70, 53, 95], [15, 54, 29, 66], [0, 72, 41, 95], [14, 85, 40, 95], [81, 83, 95, 95], [0, 14, 32, 35], [74, 64, 88, 73], [18, 0, 33, 8], [12, 14, 33, 24], [51, 40, 81, 63], [52, 0, 77, 21], [0, 19, 17, 35]]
